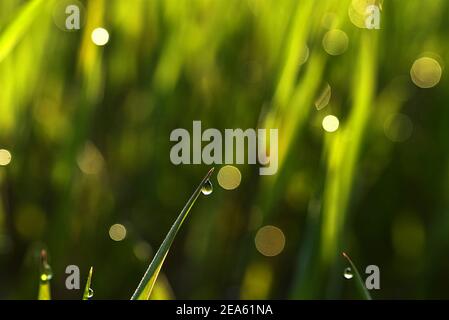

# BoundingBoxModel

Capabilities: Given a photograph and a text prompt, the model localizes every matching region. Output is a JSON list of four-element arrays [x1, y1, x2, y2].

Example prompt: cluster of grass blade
[[37, 169, 214, 300], [38, 249, 94, 300], [36, 168, 375, 301], [8, 0, 445, 301]]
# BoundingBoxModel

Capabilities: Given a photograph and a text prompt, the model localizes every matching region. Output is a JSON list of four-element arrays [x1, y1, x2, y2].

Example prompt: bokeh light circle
[[0, 149, 12, 166], [322, 115, 340, 132], [348, 0, 379, 29], [91, 27, 110, 46], [109, 224, 127, 241], [217, 165, 242, 190], [255, 225, 286, 257], [410, 57, 442, 88], [384, 113, 413, 142], [322, 29, 349, 56]]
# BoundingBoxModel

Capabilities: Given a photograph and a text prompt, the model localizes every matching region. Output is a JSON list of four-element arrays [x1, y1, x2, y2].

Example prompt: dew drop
[[40, 250, 53, 282], [201, 180, 213, 195], [40, 264, 53, 282], [343, 267, 354, 279], [88, 288, 94, 299]]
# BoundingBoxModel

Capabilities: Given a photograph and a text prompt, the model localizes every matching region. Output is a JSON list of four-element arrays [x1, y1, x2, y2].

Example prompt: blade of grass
[[131, 168, 215, 300], [38, 282, 51, 300], [82, 267, 94, 300], [150, 273, 175, 300], [342, 252, 372, 300], [0, 0, 47, 63], [38, 250, 52, 300], [320, 31, 378, 268]]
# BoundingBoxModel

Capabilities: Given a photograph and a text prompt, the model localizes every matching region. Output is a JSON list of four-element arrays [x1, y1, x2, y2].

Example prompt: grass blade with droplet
[[0, 0, 47, 63], [342, 252, 372, 300], [131, 168, 215, 300], [38, 250, 52, 300], [82, 267, 93, 300]]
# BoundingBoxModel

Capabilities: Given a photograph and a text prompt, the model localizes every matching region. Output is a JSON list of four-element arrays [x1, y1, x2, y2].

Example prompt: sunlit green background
[[1, 0, 449, 299]]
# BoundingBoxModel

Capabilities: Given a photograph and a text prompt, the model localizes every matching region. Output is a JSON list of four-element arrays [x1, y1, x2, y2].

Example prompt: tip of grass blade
[[83, 266, 94, 300], [40, 249, 47, 262], [38, 249, 52, 300], [342, 252, 372, 300], [206, 167, 215, 177], [131, 168, 215, 300]]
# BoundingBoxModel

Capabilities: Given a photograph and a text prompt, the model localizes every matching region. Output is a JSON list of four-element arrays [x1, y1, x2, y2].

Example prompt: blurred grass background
[[1, 0, 449, 299]]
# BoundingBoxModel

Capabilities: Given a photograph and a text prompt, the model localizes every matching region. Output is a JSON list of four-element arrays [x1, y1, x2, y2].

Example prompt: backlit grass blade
[[150, 273, 174, 300], [82, 267, 94, 300], [0, 0, 47, 63], [38, 282, 51, 300], [342, 252, 372, 300], [38, 250, 52, 300], [131, 168, 215, 300]]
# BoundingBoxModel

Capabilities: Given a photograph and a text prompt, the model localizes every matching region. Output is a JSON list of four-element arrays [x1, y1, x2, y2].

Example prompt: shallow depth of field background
[[1, 0, 449, 299]]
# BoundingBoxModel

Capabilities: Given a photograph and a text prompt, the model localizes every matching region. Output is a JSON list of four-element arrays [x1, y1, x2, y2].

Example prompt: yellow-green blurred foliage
[[1, 0, 449, 299]]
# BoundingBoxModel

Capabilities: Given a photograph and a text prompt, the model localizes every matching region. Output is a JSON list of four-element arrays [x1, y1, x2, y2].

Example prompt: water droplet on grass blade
[[201, 180, 213, 195], [88, 288, 94, 299], [40, 265, 53, 282], [83, 266, 94, 300], [40, 250, 53, 282], [344, 267, 354, 279]]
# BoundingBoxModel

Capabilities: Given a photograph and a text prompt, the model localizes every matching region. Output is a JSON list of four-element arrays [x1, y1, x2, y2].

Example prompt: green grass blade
[[82, 267, 94, 300], [342, 252, 372, 300], [38, 282, 51, 300], [0, 0, 47, 63], [131, 168, 215, 300], [150, 273, 174, 300], [38, 250, 52, 300]]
